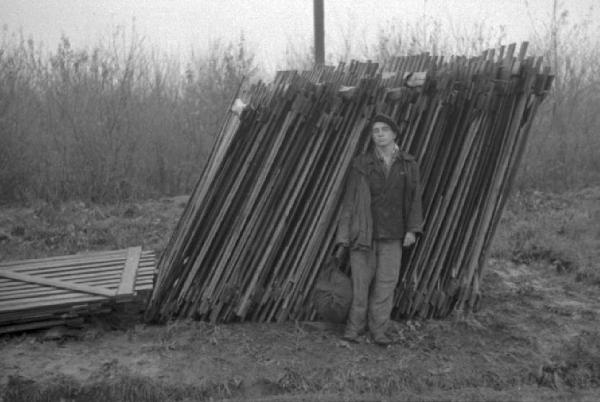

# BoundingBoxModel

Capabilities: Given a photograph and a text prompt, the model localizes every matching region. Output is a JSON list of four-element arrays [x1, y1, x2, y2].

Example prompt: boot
[[341, 328, 360, 343], [372, 333, 393, 346]]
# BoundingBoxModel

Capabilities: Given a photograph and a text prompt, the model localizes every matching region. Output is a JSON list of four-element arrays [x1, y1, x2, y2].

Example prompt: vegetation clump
[[1, 6, 599, 204]]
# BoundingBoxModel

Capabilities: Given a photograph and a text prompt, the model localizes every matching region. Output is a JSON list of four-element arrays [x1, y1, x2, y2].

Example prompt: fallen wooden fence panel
[[0, 247, 156, 334]]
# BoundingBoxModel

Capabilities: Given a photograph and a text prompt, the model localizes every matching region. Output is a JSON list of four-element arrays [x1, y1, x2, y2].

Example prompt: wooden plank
[[0, 275, 154, 299], [0, 249, 127, 265], [0, 270, 123, 290], [2, 262, 128, 278], [0, 263, 153, 291], [0, 289, 70, 301], [0, 250, 154, 272], [117, 247, 142, 295], [0, 294, 107, 311], [0, 270, 115, 297]]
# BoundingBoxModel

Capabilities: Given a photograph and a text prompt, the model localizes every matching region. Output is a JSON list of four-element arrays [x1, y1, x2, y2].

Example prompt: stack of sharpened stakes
[[145, 42, 553, 324]]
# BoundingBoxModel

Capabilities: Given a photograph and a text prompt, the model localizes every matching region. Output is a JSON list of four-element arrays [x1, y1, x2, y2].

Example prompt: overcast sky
[[1, 0, 598, 72]]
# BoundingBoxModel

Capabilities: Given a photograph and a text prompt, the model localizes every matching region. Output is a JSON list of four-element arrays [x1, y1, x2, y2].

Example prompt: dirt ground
[[1, 188, 599, 401]]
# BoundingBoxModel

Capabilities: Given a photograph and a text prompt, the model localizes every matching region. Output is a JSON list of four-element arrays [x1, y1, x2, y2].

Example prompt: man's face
[[371, 122, 397, 148]]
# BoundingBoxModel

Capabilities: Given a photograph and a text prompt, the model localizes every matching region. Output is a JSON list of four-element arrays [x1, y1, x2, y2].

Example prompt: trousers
[[346, 239, 402, 337]]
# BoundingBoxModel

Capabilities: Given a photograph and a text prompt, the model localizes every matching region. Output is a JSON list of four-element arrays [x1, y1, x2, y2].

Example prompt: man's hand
[[403, 232, 416, 248], [334, 244, 349, 264]]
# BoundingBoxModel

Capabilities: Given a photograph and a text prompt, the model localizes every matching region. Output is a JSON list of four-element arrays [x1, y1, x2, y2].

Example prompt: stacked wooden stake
[[145, 43, 552, 323]]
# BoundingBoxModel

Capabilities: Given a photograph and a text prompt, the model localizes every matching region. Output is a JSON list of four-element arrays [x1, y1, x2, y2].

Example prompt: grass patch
[[491, 188, 600, 282], [0, 197, 188, 261], [2, 373, 229, 402], [558, 331, 600, 389]]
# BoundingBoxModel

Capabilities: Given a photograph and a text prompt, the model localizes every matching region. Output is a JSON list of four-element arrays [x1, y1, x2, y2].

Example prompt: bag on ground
[[312, 258, 352, 323]]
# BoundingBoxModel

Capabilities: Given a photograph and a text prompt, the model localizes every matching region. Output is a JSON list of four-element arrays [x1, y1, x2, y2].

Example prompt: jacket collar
[[374, 144, 400, 164], [353, 149, 415, 174]]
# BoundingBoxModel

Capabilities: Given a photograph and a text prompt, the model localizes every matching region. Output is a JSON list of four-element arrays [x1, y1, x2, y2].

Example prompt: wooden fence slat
[[0, 270, 115, 297], [117, 247, 142, 295]]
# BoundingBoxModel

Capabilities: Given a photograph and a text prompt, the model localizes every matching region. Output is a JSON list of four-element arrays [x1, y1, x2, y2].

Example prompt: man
[[336, 113, 423, 346]]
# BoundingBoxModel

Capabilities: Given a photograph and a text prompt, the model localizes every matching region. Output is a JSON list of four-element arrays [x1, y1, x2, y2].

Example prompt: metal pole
[[314, 0, 325, 65]]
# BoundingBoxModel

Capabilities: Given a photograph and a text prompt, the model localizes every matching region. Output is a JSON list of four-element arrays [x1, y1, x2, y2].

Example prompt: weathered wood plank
[[117, 247, 142, 295], [0, 247, 156, 333], [0, 270, 115, 297]]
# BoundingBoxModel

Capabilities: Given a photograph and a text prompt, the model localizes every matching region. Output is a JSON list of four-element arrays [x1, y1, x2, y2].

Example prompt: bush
[[2, 4, 599, 204], [0, 27, 256, 203]]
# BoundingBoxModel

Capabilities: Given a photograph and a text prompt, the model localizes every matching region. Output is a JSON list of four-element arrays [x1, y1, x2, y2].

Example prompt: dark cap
[[371, 113, 401, 137]]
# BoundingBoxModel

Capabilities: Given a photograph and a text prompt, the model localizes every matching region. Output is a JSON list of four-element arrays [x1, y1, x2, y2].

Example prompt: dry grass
[[2, 373, 246, 402], [490, 187, 600, 285], [3, 317, 600, 401], [0, 196, 188, 261]]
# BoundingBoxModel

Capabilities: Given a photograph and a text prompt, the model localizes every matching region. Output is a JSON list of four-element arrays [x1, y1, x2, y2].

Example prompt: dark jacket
[[336, 150, 423, 249]]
